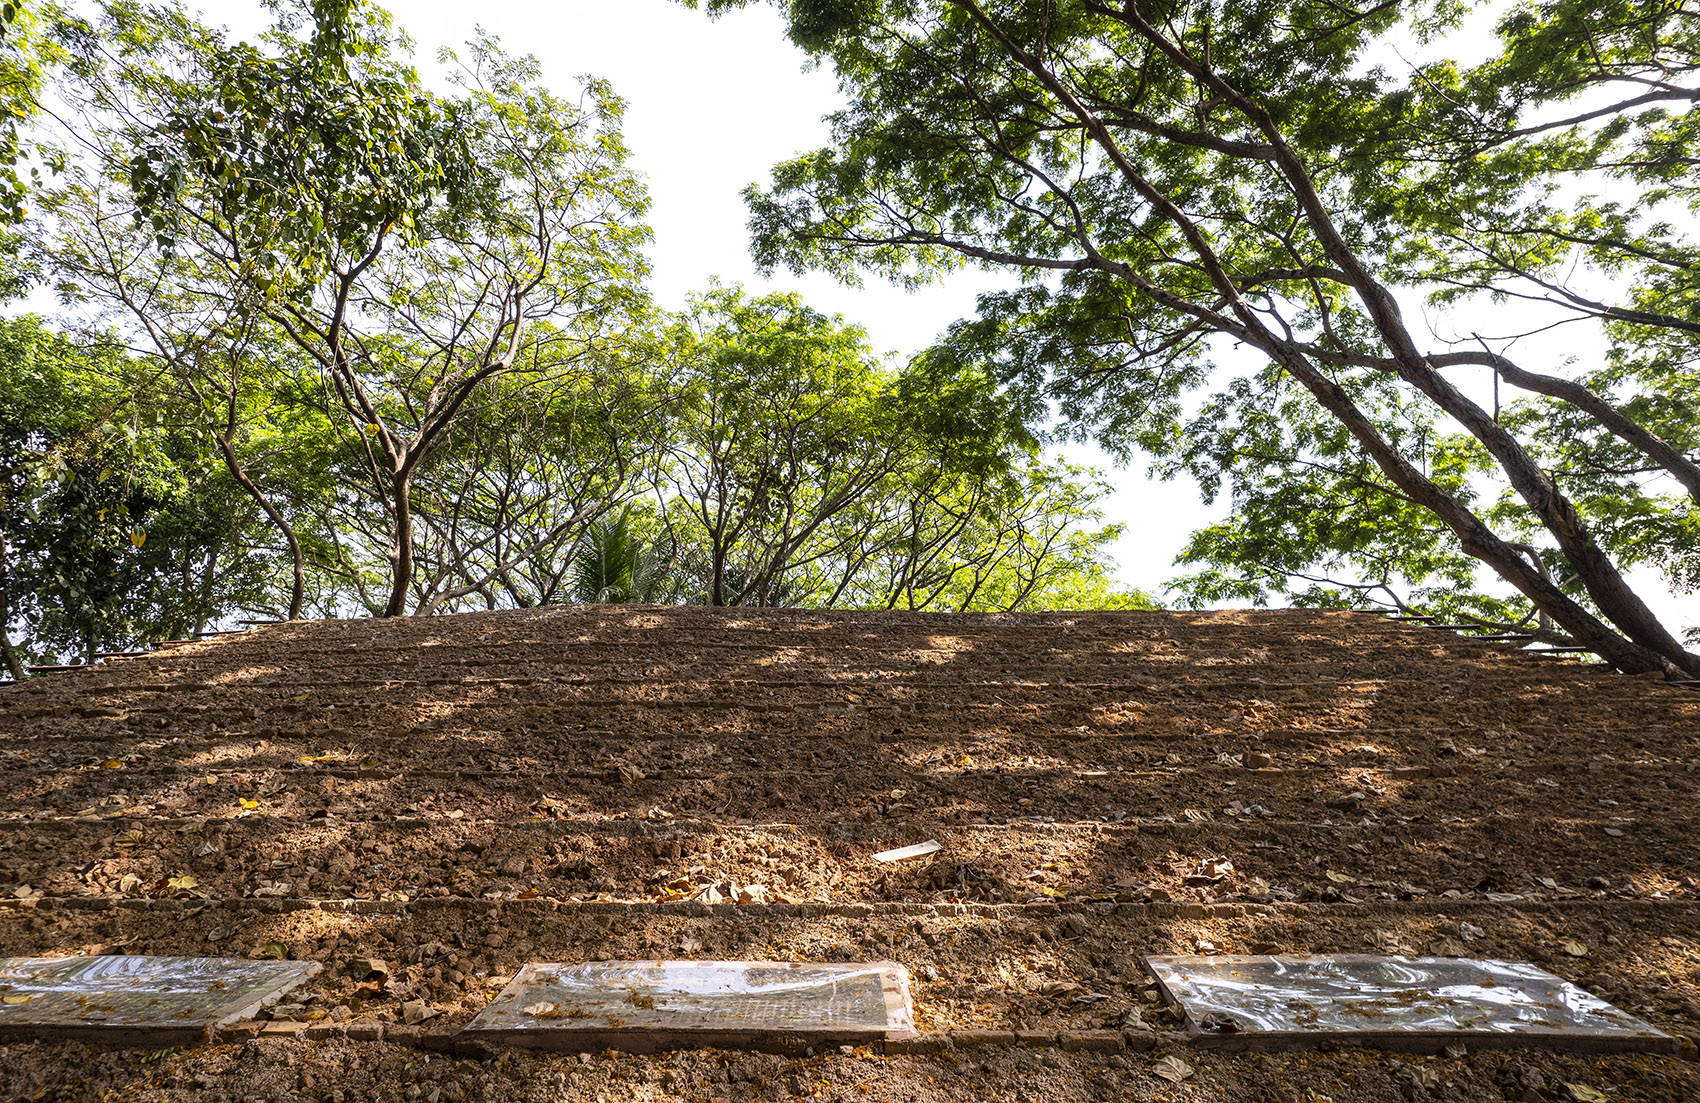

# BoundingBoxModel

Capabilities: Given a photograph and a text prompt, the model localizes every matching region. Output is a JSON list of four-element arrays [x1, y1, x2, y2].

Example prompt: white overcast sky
[[144, 1, 1699, 631]]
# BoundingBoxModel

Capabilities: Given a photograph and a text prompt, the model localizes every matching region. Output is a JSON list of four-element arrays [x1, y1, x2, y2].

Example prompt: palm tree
[[571, 508, 670, 604]]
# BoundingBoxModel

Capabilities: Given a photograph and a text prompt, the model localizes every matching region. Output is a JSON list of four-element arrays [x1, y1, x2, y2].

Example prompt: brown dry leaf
[[1151, 1055, 1194, 1083], [1564, 1086, 1609, 1103], [1184, 856, 1234, 884], [617, 764, 644, 785], [401, 1000, 438, 1025], [1561, 940, 1589, 957], [252, 942, 288, 960], [1325, 870, 1357, 884]]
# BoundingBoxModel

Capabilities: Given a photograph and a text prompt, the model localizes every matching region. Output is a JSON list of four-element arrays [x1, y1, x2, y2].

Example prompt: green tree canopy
[[694, 0, 1700, 677]]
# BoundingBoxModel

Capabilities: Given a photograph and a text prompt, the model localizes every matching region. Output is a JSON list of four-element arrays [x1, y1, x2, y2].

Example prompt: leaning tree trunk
[[216, 434, 305, 621]]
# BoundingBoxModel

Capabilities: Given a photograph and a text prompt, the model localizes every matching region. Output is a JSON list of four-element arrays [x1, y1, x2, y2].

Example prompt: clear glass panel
[[1145, 955, 1673, 1052], [0, 955, 320, 1030], [466, 960, 915, 1044]]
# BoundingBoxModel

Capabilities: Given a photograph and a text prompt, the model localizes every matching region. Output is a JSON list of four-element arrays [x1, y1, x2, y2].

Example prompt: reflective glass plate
[[461, 960, 917, 1051], [0, 955, 321, 1043], [1144, 955, 1676, 1054]]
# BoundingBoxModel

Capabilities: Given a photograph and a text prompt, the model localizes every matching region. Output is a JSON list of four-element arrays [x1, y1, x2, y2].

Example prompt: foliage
[[0, 317, 274, 664], [47, 0, 653, 617], [697, 0, 1700, 676], [2, 0, 1154, 676]]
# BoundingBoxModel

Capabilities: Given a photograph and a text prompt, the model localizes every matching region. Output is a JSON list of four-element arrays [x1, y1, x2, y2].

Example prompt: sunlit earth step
[[2, 811, 1691, 906]]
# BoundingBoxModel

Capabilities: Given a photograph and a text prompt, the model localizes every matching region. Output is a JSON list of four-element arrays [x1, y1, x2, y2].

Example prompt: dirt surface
[[1, 605, 1697, 1101]]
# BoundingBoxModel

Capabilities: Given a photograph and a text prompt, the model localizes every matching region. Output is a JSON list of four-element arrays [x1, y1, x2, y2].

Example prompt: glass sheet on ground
[[0, 955, 321, 1042], [462, 960, 916, 1050], [1144, 955, 1676, 1054]]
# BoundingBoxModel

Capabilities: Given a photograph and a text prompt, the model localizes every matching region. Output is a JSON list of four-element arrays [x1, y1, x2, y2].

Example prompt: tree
[[48, 0, 650, 616], [0, 317, 273, 666], [697, 0, 1700, 677], [409, 350, 672, 613], [661, 285, 915, 606], [651, 284, 1136, 610], [570, 505, 677, 604]]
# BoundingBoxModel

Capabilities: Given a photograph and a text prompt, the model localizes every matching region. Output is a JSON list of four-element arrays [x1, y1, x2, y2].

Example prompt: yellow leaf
[[1325, 870, 1356, 884], [102, 760, 123, 769], [130, 531, 146, 548], [1561, 940, 1589, 958], [238, 799, 259, 810], [165, 875, 198, 891], [2, 994, 32, 1004]]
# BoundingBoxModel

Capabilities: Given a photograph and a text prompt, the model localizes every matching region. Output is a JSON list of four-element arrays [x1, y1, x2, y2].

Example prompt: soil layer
[[1, 606, 1697, 1101]]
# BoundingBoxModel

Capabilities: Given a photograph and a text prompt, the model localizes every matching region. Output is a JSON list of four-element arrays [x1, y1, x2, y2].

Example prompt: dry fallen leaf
[[1184, 856, 1234, 884], [2, 994, 33, 1004], [1151, 1054, 1194, 1083], [401, 1000, 438, 1025], [1564, 1085, 1610, 1103], [1561, 940, 1589, 957]]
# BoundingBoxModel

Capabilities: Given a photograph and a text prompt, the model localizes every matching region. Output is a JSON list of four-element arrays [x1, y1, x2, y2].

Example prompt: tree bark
[[1272, 346, 1680, 675], [383, 471, 414, 618], [1430, 349, 1700, 508], [0, 533, 24, 681], [214, 433, 304, 621]]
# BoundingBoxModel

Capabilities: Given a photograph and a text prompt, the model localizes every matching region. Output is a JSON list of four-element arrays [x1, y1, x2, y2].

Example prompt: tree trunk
[[709, 536, 726, 607], [216, 435, 305, 620], [1390, 359, 1700, 677], [1275, 347, 1681, 675], [0, 534, 23, 681], [382, 472, 414, 617], [194, 545, 218, 636]]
